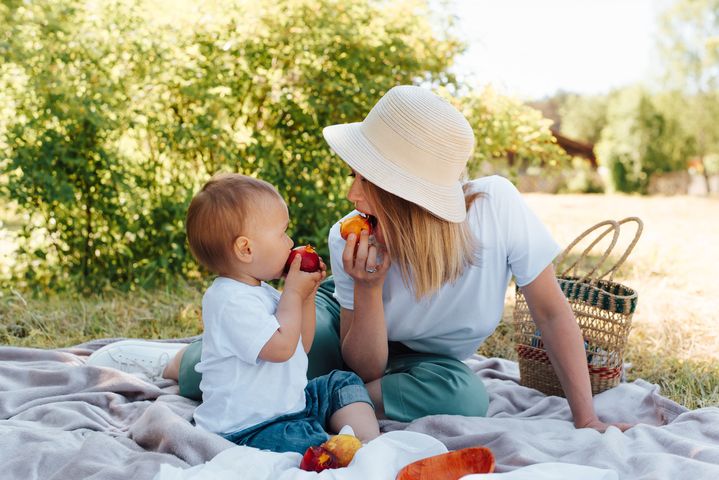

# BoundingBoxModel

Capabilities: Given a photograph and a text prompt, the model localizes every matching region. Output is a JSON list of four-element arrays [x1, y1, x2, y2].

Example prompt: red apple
[[299, 446, 339, 472], [284, 244, 321, 273]]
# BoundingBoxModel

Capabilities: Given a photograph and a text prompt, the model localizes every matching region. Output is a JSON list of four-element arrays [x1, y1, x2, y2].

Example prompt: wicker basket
[[513, 217, 643, 397]]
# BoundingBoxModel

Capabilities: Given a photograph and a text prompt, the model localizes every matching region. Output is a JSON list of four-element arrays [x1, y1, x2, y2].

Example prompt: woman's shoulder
[[466, 175, 517, 195], [465, 175, 522, 209]]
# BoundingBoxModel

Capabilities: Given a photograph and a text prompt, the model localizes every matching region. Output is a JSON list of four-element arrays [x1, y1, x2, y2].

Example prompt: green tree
[[658, 0, 719, 191], [458, 86, 570, 180], [559, 93, 609, 145], [0, 0, 462, 291], [1, 0, 578, 292], [596, 87, 695, 193], [1, 0, 167, 289]]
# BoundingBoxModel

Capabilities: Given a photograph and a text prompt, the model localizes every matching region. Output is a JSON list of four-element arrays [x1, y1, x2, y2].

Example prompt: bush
[[1, 1, 575, 292], [0, 0, 461, 291], [458, 87, 570, 182], [596, 87, 695, 194]]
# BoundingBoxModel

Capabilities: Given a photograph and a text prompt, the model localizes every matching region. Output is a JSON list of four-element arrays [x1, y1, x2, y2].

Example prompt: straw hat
[[323, 85, 475, 222]]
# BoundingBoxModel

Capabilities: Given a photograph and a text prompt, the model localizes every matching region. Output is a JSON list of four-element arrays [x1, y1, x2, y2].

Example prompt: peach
[[322, 434, 362, 467], [298, 434, 363, 472], [339, 214, 375, 240]]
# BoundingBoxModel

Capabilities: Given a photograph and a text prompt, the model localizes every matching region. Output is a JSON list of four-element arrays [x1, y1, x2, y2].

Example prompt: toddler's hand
[[311, 259, 328, 296], [284, 255, 323, 300]]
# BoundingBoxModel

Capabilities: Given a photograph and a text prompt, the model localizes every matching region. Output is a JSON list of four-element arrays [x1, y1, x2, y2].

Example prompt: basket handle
[[595, 216, 644, 281], [555, 220, 620, 282]]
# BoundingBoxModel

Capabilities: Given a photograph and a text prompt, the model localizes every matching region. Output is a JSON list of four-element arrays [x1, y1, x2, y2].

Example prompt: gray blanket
[[1, 339, 718, 480]]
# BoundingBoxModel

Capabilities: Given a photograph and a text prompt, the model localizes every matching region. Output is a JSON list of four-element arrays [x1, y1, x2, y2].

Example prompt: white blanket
[[156, 356, 719, 480], [2, 342, 717, 480], [155, 430, 619, 480]]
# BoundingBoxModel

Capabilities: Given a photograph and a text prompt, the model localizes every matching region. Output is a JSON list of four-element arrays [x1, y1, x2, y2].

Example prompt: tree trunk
[[699, 155, 712, 194]]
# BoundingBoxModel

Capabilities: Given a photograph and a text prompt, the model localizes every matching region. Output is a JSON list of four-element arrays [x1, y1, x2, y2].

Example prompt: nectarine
[[284, 245, 321, 273], [298, 434, 363, 472], [299, 446, 339, 472], [339, 214, 375, 240], [323, 434, 362, 467]]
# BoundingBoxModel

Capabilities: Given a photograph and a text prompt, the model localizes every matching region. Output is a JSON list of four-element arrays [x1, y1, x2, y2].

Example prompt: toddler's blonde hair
[[186, 173, 281, 275]]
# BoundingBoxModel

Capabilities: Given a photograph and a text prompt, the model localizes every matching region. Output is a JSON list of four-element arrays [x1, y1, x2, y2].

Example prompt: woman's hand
[[521, 265, 635, 433], [339, 230, 391, 383], [342, 230, 391, 287], [576, 417, 633, 432]]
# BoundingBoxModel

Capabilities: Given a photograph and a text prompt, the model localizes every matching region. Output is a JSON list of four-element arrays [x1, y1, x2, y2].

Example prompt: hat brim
[[323, 122, 467, 223]]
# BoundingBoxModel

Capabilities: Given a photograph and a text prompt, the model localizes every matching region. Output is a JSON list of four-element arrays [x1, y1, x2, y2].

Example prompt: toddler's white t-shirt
[[329, 175, 561, 361], [193, 278, 307, 435]]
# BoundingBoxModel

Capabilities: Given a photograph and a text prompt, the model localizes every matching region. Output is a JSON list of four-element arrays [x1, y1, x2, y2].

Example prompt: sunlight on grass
[[516, 193, 719, 408]]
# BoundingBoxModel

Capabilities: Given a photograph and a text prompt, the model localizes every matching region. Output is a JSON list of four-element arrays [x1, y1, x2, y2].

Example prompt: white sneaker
[[87, 340, 187, 380]]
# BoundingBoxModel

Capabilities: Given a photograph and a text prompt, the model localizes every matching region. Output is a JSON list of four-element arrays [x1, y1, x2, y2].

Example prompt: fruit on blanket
[[323, 434, 363, 467], [284, 245, 321, 273], [299, 445, 339, 472], [339, 214, 375, 240], [298, 434, 363, 472], [395, 446, 495, 480]]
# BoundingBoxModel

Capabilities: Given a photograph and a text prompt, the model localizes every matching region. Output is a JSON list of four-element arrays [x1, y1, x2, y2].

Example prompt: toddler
[[184, 173, 378, 453]]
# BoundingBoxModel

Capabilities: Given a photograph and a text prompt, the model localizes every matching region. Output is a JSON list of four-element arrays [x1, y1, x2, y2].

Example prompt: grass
[[1, 193, 718, 409], [519, 193, 719, 409], [0, 286, 204, 347]]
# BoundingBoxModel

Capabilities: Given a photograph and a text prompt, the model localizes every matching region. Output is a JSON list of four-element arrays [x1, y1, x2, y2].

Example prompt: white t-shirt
[[329, 175, 561, 361], [193, 277, 308, 435]]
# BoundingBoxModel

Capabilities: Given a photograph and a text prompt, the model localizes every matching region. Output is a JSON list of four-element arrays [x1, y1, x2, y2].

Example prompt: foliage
[[526, 90, 571, 128], [595, 87, 695, 194], [558, 93, 609, 145], [0, 0, 462, 291], [657, 0, 719, 188], [558, 157, 605, 194], [1, 0, 159, 289], [658, 0, 719, 94], [457, 86, 570, 181]]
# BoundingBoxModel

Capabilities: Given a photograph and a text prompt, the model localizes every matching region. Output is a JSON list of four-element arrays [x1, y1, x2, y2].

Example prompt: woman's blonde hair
[[362, 181, 482, 299]]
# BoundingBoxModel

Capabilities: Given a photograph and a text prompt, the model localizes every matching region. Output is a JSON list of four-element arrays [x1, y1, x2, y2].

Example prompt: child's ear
[[233, 236, 252, 263]]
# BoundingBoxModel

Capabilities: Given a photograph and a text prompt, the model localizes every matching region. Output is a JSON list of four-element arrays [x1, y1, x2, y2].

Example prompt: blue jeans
[[222, 370, 373, 454]]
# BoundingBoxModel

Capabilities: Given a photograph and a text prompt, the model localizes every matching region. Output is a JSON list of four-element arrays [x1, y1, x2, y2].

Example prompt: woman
[[89, 86, 630, 431]]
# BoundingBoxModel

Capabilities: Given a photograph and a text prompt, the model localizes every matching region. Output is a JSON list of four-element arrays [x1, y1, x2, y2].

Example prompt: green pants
[[179, 278, 489, 422]]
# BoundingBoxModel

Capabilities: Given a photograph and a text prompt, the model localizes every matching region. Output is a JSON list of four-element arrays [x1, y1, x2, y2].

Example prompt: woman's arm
[[339, 297, 388, 381], [520, 264, 632, 432], [339, 231, 391, 382]]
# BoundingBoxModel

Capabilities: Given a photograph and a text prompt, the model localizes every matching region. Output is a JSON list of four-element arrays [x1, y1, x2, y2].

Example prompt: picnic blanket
[[1, 338, 718, 480]]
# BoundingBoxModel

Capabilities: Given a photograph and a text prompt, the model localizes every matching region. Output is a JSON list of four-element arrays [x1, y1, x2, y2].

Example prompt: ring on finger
[[365, 267, 377, 274]]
